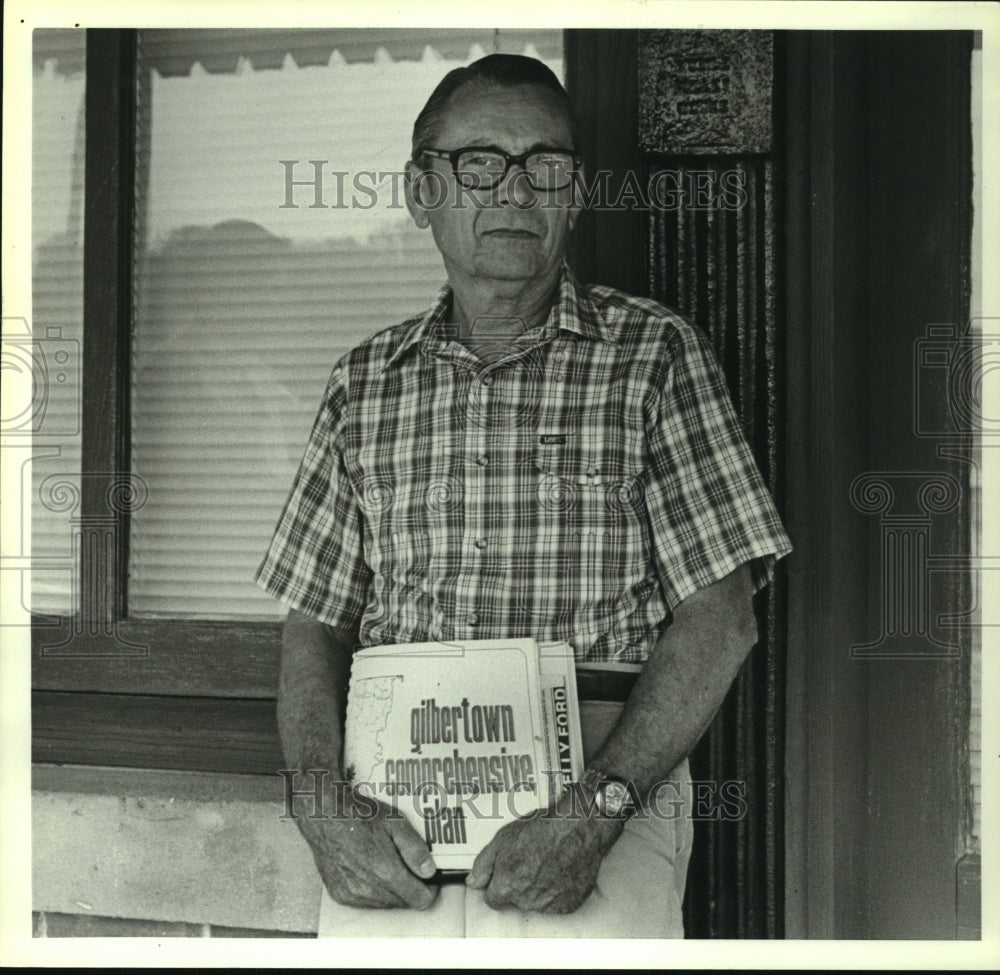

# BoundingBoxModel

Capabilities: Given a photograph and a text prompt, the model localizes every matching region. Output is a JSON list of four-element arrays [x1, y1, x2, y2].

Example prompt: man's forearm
[[277, 608, 358, 777], [587, 564, 758, 797], [277, 610, 439, 908], [465, 569, 758, 913]]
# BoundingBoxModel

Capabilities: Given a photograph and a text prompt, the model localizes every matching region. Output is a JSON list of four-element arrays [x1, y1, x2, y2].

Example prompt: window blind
[[29, 31, 86, 616], [128, 29, 564, 618]]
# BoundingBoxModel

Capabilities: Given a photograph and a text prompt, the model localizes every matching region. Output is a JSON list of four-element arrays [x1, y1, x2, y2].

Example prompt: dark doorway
[[567, 27, 974, 939]]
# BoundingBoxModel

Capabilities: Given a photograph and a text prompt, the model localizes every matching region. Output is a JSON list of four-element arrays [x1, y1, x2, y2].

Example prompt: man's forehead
[[435, 83, 573, 147]]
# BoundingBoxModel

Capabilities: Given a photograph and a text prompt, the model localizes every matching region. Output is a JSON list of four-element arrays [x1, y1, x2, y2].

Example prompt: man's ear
[[404, 160, 431, 229]]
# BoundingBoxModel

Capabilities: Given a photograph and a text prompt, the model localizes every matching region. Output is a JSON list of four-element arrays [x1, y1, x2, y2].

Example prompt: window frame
[[31, 30, 284, 773]]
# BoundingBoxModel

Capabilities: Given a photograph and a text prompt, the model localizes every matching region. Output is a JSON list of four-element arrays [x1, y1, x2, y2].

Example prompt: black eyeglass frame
[[418, 145, 582, 191]]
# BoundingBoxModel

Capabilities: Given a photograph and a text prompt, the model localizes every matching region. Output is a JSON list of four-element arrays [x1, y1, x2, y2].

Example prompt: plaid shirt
[[256, 263, 791, 662]]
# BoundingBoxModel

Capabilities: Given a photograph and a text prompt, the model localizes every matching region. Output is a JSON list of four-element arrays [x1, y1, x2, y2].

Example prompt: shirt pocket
[[517, 432, 649, 643], [531, 432, 646, 530]]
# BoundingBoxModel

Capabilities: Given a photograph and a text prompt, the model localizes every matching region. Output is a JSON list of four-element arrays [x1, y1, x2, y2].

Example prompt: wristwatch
[[579, 768, 637, 818]]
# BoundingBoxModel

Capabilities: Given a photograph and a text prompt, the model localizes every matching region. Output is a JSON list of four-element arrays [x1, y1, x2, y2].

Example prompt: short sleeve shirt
[[255, 264, 792, 663]]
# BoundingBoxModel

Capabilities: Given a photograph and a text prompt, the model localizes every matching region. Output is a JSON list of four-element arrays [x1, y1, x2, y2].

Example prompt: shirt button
[[466, 613, 479, 626], [587, 465, 600, 477], [475, 454, 489, 466], [553, 373, 565, 382], [552, 350, 564, 361], [481, 375, 493, 386], [474, 538, 488, 550]]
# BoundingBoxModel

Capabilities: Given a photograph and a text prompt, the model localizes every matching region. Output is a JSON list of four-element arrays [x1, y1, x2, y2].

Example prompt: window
[[128, 30, 564, 620], [31, 28, 565, 772]]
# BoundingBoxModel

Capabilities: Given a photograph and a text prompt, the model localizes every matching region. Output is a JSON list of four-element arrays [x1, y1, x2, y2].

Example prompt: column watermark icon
[[849, 320, 1000, 658]]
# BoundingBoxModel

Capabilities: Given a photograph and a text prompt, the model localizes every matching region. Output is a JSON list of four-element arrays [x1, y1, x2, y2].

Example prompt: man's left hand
[[465, 796, 624, 913]]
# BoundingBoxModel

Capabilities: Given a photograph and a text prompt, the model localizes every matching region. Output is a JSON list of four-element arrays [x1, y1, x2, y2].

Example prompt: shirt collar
[[382, 261, 617, 372], [550, 261, 619, 346], [382, 280, 453, 372]]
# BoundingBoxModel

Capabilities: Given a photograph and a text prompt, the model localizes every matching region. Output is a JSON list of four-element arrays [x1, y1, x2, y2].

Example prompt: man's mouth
[[481, 229, 538, 239]]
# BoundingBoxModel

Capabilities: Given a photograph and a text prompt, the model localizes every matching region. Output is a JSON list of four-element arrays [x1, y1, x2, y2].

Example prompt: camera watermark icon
[[349, 637, 473, 661], [913, 320, 1000, 438], [459, 326, 545, 432], [0, 316, 80, 437]]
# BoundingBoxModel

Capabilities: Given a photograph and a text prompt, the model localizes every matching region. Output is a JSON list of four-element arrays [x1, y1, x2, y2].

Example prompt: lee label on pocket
[[539, 434, 568, 445]]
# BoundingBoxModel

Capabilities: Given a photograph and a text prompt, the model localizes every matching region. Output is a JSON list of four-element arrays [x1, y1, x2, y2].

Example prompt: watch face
[[599, 780, 630, 816]]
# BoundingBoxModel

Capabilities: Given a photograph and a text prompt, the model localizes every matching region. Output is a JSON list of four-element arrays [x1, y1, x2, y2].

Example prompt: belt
[[575, 668, 639, 702]]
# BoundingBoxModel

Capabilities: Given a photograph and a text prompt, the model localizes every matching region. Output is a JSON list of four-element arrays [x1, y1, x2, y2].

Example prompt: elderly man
[[256, 53, 791, 938]]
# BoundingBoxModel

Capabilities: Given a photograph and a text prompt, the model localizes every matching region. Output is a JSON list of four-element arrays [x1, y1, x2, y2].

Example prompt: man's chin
[[470, 252, 547, 282]]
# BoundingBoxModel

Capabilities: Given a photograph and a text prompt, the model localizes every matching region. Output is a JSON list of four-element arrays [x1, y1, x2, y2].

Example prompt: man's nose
[[494, 162, 536, 207]]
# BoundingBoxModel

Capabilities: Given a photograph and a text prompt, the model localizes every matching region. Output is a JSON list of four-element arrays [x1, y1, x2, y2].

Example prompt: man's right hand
[[296, 785, 439, 910]]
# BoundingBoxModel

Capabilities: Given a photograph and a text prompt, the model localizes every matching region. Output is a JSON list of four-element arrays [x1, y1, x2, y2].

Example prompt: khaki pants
[[318, 702, 694, 938]]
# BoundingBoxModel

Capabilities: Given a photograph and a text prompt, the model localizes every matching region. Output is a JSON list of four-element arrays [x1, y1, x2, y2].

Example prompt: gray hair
[[411, 53, 580, 165]]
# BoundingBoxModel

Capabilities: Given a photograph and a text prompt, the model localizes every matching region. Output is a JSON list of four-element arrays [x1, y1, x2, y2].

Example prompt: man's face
[[405, 83, 581, 288]]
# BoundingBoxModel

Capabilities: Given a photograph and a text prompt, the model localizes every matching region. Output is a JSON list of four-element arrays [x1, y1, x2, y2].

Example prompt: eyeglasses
[[420, 146, 581, 191]]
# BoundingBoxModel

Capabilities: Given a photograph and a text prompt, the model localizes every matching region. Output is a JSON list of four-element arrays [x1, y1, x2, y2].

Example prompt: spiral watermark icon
[[537, 471, 580, 513], [424, 475, 464, 516], [358, 474, 396, 516], [604, 476, 646, 516], [457, 319, 545, 432]]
